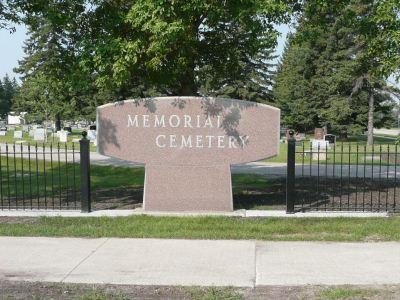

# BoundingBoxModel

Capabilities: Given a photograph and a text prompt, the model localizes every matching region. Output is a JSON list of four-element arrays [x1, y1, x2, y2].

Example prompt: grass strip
[[0, 215, 399, 241]]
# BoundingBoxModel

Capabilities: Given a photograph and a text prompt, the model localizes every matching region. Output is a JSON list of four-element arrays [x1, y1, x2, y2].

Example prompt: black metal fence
[[286, 136, 400, 213], [0, 135, 91, 211], [2, 130, 399, 214]]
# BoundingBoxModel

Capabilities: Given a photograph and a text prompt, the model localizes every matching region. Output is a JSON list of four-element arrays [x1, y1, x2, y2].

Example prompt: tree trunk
[[55, 113, 61, 131], [367, 90, 374, 146], [178, 67, 197, 96]]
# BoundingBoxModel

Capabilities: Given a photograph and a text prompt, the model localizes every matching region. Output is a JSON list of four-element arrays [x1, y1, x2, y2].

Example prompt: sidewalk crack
[[60, 238, 110, 282]]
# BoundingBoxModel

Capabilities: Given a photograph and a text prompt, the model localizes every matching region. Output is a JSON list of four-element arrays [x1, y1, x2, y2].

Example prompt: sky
[[0, 24, 291, 81], [0, 24, 27, 80]]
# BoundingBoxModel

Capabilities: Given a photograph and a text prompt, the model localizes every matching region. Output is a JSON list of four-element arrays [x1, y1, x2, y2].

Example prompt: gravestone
[[312, 139, 329, 149], [13, 130, 23, 139], [59, 130, 69, 143], [63, 126, 72, 133], [311, 139, 329, 160], [33, 128, 45, 141], [324, 134, 336, 144], [314, 128, 325, 140], [295, 132, 306, 141], [29, 130, 35, 138], [97, 97, 280, 212], [87, 129, 97, 141]]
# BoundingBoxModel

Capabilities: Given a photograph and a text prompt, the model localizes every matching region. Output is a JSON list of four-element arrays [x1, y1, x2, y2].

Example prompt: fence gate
[[286, 135, 400, 213], [0, 136, 90, 211]]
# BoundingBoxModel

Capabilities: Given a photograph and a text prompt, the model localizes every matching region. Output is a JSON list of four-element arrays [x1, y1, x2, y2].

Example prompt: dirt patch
[[294, 177, 400, 212], [1, 281, 400, 300], [1, 176, 399, 212], [0, 217, 39, 224], [91, 187, 143, 210]]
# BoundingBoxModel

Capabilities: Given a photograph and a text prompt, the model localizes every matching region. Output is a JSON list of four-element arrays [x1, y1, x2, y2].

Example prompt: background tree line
[[0, 75, 18, 118], [0, 0, 399, 144], [274, 0, 400, 144]]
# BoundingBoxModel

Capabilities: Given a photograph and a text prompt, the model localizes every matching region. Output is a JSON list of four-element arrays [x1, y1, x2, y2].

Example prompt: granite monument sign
[[97, 97, 280, 211]]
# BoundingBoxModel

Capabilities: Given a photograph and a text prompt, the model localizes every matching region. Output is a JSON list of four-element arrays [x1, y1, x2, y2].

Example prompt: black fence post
[[80, 131, 91, 213], [286, 130, 296, 214]]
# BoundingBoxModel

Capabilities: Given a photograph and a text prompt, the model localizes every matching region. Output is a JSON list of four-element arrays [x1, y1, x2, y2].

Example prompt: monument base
[[143, 164, 233, 212]]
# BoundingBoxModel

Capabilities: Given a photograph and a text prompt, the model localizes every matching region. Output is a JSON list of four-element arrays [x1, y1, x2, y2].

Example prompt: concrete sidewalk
[[1, 237, 399, 287]]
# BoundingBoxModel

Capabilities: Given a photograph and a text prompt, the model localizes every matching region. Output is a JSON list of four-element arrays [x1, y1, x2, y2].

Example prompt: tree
[[274, 2, 396, 139], [14, 1, 90, 124], [0, 0, 19, 31], [0, 75, 18, 117], [300, 0, 400, 144], [79, 0, 296, 99], [200, 48, 278, 103], [302, 0, 400, 80], [273, 36, 321, 132]]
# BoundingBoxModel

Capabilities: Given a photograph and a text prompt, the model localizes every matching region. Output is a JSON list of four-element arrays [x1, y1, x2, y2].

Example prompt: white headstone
[[29, 130, 35, 138], [0, 131, 6, 136], [59, 130, 69, 143], [33, 128, 46, 141], [13, 130, 23, 139], [87, 129, 97, 141], [312, 139, 329, 149]]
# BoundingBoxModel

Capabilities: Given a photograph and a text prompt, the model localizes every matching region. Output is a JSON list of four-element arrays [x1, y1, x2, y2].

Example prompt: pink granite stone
[[97, 97, 280, 212]]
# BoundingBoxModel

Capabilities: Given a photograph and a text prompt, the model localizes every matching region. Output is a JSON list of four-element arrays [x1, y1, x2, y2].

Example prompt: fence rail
[[0, 135, 90, 211], [2, 131, 398, 214], [286, 135, 399, 213]]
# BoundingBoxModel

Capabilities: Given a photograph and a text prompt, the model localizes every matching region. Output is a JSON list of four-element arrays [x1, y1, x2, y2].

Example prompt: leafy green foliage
[[0, 0, 19, 31], [0, 75, 18, 117], [80, 0, 295, 98], [302, 0, 400, 80], [274, 1, 396, 137], [13, 1, 96, 122]]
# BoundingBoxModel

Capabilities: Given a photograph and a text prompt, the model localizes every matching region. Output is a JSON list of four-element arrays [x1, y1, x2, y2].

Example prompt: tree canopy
[[274, 1, 398, 138], [0, 75, 18, 117], [2, 0, 399, 132]]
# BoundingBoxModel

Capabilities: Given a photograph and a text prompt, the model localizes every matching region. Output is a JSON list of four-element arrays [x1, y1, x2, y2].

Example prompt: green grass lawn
[[0, 156, 145, 192], [1, 153, 399, 211], [0, 155, 280, 210], [0, 154, 264, 195], [264, 135, 398, 164], [0, 215, 399, 241]]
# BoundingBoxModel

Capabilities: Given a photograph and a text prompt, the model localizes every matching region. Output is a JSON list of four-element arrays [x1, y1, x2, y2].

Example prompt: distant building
[[7, 112, 27, 125]]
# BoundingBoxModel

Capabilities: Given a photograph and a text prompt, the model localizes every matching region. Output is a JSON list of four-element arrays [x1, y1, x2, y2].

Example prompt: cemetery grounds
[[0, 130, 400, 299]]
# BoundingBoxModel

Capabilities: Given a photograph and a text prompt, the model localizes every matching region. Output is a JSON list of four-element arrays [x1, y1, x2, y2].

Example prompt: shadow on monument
[[97, 116, 120, 152], [109, 96, 256, 147]]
